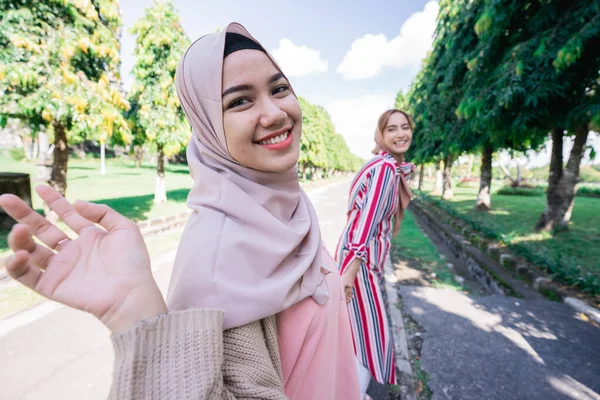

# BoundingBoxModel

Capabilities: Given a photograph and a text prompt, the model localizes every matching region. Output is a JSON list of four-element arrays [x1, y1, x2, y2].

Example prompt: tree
[[394, 90, 410, 111], [128, 0, 190, 204], [457, 0, 600, 231], [0, 0, 130, 197], [408, 0, 599, 221], [297, 96, 360, 179], [475, 146, 493, 210]]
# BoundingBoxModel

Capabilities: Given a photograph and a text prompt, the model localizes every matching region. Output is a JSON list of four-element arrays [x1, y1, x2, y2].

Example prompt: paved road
[[399, 283, 600, 399]]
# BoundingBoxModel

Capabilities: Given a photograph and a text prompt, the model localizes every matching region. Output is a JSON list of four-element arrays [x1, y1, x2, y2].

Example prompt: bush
[[497, 186, 545, 196], [577, 185, 600, 198], [8, 147, 26, 162]]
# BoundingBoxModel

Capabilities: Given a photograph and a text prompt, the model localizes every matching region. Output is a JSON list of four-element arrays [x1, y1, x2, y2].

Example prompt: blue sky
[[119, 0, 438, 159]]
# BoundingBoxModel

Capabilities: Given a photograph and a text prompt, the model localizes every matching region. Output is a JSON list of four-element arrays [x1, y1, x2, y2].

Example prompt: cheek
[[383, 131, 394, 143], [281, 96, 302, 121], [223, 114, 256, 156]]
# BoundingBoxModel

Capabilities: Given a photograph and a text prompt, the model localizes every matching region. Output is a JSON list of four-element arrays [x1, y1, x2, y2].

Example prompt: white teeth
[[258, 130, 290, 145]]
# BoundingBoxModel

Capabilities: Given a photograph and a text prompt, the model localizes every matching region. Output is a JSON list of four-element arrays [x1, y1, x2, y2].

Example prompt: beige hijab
[[167, 23, 330, 329]]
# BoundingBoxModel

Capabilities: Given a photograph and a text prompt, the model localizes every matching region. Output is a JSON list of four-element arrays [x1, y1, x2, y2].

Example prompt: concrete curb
[[412, 197, 600, 326], [565, 297, 600, 325], [383, 256, 417, 400]]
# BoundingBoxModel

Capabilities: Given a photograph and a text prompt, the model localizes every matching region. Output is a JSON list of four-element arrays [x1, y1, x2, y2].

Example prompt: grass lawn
[[418, 179, 600, 294], [0, 152, 350, 258], [0, 152, 194, 218], [1, 152, 194, 257], [390, 209, 465, 291]]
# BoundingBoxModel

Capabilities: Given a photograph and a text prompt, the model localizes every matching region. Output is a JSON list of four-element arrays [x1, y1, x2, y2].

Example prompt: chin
[[258, 154, 299, 173], [390, 149, 407, 158]]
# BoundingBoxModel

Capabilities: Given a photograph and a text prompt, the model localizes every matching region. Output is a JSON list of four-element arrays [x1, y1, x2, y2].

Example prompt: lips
[[257, 130, 291, 145], [254, 126, 293, 145]]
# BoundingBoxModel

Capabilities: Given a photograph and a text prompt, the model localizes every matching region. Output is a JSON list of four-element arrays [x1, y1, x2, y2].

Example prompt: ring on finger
[[54, 238, 71, 251]]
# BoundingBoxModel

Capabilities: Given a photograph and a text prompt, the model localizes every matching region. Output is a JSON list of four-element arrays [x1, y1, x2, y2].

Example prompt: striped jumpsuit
[[335, 151, 413, 384]]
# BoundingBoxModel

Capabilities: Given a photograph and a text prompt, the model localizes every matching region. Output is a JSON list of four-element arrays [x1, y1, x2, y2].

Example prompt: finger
[[5, 250, 44, 291], [0, 193, 69, 250], [8, 224, 55, 270], [74, 201, 136, 232], [36, 185, 94, 234]]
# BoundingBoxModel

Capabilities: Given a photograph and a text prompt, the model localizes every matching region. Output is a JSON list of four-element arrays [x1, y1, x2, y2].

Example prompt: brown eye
[[228, 98, 250, 109], [273, 85, 290, 95]]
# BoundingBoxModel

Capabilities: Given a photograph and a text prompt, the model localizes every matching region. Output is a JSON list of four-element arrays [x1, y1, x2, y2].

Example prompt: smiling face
[[221, 49, 302, 173], [380, 111, 413, 158]]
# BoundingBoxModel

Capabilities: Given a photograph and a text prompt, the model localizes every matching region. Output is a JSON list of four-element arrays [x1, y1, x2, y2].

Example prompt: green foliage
[[577, 185, 600, 198], [497, 186, 545, 196], [127, 0, 190, 157], [298, 96, 361, 176], [394, 89, 410, 112], [0, 0, 130, 144], [406, 0, 600, 169], [8, 146, 25, 161]]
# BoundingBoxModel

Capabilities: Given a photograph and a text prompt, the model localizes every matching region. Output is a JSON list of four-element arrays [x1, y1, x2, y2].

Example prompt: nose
[[259, 98, 287, 128]]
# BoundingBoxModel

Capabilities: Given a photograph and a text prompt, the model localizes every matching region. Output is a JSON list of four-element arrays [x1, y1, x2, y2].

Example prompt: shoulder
[[356, 155, 395, 180]]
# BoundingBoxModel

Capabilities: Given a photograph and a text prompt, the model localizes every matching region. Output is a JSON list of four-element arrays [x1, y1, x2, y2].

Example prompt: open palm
[[0, 185, 166, 333]]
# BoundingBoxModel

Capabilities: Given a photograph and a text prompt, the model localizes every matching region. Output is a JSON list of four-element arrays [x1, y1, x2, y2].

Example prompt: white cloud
[[271, 39, 328, 77], [327, 94, 396, 160], [337, 1, 439, 80]]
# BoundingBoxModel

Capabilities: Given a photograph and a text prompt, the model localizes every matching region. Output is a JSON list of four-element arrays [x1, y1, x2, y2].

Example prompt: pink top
[[277, 246, 361, 400]]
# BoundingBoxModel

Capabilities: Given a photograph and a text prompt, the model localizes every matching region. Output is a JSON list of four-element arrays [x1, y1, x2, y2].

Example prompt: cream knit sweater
[[109, 309, 288, 399]]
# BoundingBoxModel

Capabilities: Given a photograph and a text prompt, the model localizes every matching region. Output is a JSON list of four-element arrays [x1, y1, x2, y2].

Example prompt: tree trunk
[[442, 154, 454, 200], [466, 154, 474, 179], [418, 164, 425, 191], [433, 160, 443, 195], [476, 146, 493, 210], [100, 141, 106, 176], [535, 126, 589, 232], [50, 122, 68, 196], [134, 145, 144, 168], [516, 162, 522, 187], [154, 144, 167, 204], [38, 131, 49, 163], [45, 122, 68, 223]]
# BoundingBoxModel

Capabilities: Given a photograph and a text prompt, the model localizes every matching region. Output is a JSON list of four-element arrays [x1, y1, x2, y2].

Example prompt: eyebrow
[[222, 72, 287, 98]]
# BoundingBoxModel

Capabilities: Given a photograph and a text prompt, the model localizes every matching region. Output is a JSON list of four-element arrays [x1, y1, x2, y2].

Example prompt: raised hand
[[0, 185, 167, 333]]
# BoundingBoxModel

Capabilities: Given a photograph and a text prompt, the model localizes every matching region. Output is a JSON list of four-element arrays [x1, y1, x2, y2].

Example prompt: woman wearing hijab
[[0, 23, 360, 399], [335, 109, 415, 399]]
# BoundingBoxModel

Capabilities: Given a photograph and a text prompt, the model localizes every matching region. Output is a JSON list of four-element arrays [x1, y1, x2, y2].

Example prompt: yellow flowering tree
[[128, 0, 190, 203], [0, 0, 131, 196]]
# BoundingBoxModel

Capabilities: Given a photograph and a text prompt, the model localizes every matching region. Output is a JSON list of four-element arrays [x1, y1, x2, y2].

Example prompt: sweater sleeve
[[109, 309, 287, 400]]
